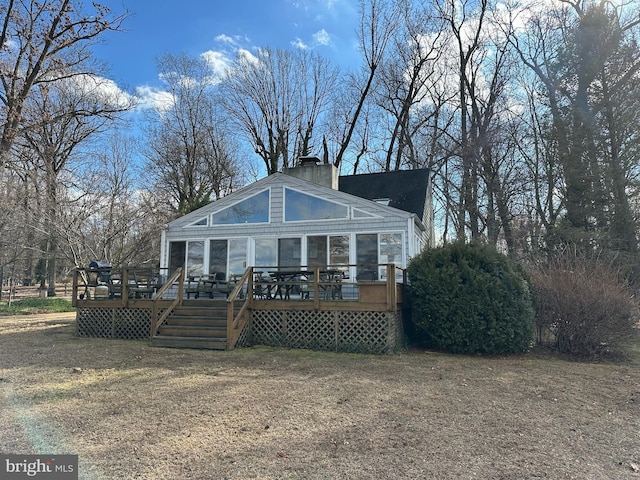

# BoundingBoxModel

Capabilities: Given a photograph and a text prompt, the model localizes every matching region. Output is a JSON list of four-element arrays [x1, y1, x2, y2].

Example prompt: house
[[159, 158, 434, 281], [74, 158, 434, 354]]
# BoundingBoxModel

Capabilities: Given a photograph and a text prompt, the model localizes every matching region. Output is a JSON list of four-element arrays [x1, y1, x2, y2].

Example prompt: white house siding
[[162, 173, 424, 276]]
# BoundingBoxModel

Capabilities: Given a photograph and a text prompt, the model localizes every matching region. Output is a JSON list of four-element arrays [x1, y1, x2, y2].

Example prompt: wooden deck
[[73, 265, 408, 353]]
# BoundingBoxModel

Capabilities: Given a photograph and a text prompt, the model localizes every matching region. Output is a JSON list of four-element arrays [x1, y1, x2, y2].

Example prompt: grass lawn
[[0, 297, 75, 316], [1, 313, 639, 479]]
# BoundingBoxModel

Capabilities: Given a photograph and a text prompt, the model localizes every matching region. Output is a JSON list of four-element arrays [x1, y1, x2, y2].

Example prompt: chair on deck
[[320, 271, 343, 300], [128, 271, 156, 299], [108, 273, 123, 299], [197, 274, 219, 299], [185, 274, 218, 299], [223, 274, 243, 298], [185, 276, 200, 299]]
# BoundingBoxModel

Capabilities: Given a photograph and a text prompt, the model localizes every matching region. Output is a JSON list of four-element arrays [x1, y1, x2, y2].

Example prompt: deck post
[[178, 269, 184, 306], [386, 264, 396, 311], [122, 269, 129, 306], [313, 268, 320, 310]]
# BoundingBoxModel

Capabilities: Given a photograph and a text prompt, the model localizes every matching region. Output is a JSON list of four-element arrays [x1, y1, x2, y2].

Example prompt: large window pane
[[329, 235, 349, 266], [229, 239, 248, 276], [356, 234, 378, 280], [380, 233, 402, 280], [169, 241, 186, 275], [285, 188, 348, 221], [255, 238, 277, 268], [211, 190, 269, 224], [307, 236, 327, 267], [278, 238, 301, 268], [380, 233, 402, 264], [187, 241, 204, 277], [209, 240, 227, 278]]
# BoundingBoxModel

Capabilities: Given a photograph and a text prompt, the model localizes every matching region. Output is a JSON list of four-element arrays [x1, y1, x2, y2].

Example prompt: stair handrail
[[226, 267, 253, 349], [151, 267, 185, 337]]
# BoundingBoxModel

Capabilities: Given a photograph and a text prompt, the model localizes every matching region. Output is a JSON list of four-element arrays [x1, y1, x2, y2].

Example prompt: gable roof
[[167, 171, 417, 229], [338, 169, 430, 219]]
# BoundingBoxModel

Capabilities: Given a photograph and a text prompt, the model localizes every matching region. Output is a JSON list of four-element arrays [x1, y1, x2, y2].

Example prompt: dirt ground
[[1, 313, 639, 480]]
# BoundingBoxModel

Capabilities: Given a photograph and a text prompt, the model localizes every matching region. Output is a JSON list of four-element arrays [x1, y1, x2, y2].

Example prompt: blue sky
[[92, 0, 361, 105]]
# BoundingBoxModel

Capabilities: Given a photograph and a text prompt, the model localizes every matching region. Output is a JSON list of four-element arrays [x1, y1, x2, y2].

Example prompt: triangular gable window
[[190, 217, 208, 226], [285, 188, 348, 221], [353, 208, 378, 219], [211, 189, 270, 225]]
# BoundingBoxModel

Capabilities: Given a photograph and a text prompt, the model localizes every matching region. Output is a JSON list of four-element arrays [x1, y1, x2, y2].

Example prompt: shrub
[[407, 242, 534, 355], [528, 251, 638, 358]]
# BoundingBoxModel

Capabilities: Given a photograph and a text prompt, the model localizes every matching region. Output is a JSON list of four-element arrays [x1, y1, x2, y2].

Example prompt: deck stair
[[150, 299, 240, 350]]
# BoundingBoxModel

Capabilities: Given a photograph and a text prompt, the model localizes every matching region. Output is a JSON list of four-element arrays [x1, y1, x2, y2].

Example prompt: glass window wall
[[307, 236, 327, 267], [278, 238, 301, 268], [186, 241, 204, 277], [356, 234, 378, 280], [209, 240, 227, 279], [255, 238, 277, 269], [229, 239, 248, 276], [169, 241, 186, 275]]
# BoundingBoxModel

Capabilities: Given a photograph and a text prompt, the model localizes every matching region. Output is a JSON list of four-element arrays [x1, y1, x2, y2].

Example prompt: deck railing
[[151, 268, 184, 337], [72, 267, 171, 306], [225, 268, 254, 349], [72, 263, 406, 306], [73, 263, 407, 347], [249, 263, 405, 308]]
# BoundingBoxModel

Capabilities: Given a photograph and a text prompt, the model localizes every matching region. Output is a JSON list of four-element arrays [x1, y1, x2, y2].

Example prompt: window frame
[[210, 188, 271, 225], [283, 187, 350, 223]]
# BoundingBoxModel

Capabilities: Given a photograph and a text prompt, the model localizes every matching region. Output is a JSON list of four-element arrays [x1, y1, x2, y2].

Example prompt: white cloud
[[214, 34, 250, 47], [291, 37, 308, 49], [290, 29, 332, 50], [201, 50, 233, 78], [312, 29, 331, 46], [51, 74, 135, 110], [215, 34, 237, 45], [134, 85, 174, 113], [237, 48, 260, 65]]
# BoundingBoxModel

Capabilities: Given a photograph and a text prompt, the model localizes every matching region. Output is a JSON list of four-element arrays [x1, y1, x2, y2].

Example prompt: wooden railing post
[[178, 269, 184, 306], [313, 267, 320, 310], [386, 264, 396, 311], [122, 269, 129, 307], [151, 270, 158, 337]]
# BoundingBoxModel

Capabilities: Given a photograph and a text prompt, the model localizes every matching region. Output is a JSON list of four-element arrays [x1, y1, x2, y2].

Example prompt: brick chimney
[[283, 155, 338, 189]]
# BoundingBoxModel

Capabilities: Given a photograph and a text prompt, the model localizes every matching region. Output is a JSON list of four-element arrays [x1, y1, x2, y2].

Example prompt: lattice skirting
[[76, 307, 152, 339], [249, 309, 404, 354]]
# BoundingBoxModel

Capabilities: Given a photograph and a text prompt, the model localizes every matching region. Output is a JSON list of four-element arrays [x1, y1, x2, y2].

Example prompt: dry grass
[[1, 314, 639, 480]]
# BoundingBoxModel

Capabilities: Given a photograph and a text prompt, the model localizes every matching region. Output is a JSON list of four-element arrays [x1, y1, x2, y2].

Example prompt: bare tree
[[0, 163, 40, 286], [331, 0, 400, 170], [18, 75, 131, 295], [62, 132, 145, 268], [0, 0, 129, 169], [508, 0, 640, 252], [220, 47, 337, 174], [375, 1, 445, 172], [144, 53, 242, 216]]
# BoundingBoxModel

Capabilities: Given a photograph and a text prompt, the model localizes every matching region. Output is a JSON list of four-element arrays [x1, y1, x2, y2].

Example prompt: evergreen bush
[[407, 242, 534, 355]]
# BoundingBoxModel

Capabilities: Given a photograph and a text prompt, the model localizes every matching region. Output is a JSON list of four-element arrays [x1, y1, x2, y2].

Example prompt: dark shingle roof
[[338, 169, 430, 220]]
